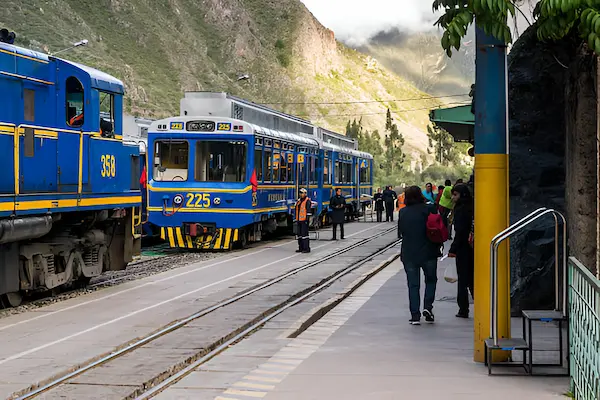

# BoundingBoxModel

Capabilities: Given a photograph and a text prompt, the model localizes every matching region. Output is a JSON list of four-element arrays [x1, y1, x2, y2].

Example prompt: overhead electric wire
[[295, 101, 471, 118], [258, 93, 470, 106]]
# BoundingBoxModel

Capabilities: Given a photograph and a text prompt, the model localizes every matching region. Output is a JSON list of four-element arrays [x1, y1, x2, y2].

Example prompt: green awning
[[429, 105, 474, 143]]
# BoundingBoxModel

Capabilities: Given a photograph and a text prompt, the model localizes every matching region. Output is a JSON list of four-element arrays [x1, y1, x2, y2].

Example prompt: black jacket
[[398, 203, 441, 263], [449, 185, 474, 256], [383, 189, 397, 203], [373, 192, 385, 211], [329, 195, 346, 224]]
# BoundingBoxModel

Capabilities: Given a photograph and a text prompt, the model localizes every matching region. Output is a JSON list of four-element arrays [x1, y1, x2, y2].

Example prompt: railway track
[[13, 226, 400, 400]]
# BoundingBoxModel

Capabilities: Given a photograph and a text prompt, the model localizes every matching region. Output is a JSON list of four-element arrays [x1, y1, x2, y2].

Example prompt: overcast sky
[[299, 0, 536, 46], [299, 0, 441, 45]]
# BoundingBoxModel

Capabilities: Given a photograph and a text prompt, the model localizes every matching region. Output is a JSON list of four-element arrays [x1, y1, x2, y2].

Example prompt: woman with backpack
[[397, 186, 443, 325], [448, 184, 475, 318]]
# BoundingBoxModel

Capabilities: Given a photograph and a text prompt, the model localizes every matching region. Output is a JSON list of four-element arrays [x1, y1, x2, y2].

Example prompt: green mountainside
[[2, 0, 461, 160]]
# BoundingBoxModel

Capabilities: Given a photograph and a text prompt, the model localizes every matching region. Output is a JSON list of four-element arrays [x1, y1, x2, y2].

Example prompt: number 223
[[186, 193, 210, 208]]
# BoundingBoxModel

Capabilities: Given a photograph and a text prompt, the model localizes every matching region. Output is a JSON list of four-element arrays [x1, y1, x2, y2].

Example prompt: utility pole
[[473, 26, 510, 363]]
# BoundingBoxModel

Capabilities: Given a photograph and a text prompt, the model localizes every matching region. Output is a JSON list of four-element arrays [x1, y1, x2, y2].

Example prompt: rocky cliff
[[507, 25, 580, 313], [1, 0, 449, 157]]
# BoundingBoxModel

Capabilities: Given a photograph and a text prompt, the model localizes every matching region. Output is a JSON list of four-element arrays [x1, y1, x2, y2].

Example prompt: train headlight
[[173, 194, 184, 206], [214, 197, 221, 205]]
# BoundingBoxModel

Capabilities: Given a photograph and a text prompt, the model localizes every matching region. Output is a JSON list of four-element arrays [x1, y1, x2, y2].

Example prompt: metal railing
[[490, 207, 567, 346], [568, 257, 600, 400]]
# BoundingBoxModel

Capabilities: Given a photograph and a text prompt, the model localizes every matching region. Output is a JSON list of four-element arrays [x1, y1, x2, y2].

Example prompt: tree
[[345, 118, 363, 140], [427, 124, 459, 166], [383, 109, 405, 174], [431, 0, 600, 57]]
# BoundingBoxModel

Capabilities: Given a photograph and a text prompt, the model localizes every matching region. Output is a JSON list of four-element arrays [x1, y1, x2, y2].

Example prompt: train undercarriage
[[0, 208, 140, 308]]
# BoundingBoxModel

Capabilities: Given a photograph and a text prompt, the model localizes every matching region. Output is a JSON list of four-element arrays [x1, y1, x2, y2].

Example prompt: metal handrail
[[490, 208, 567, 346]]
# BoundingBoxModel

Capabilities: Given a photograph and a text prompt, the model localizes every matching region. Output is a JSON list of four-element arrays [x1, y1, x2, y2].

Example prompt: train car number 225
[[186, 193, 211, 208]]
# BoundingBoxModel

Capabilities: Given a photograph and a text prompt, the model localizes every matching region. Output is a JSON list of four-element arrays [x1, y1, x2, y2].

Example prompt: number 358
[[101, 155, 116, 178]]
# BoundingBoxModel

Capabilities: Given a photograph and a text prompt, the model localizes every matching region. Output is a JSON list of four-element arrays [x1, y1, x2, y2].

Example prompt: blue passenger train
[[0, 32, 142, 306], [146, 92, 373, 250]]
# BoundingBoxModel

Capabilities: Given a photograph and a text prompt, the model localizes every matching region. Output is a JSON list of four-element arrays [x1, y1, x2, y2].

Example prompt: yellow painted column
[[473, 154, 510, 362]]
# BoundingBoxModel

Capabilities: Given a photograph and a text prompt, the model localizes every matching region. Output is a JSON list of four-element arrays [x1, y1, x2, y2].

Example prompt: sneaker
[[409, 318, 420, 325], [423, 309, 435, 323]]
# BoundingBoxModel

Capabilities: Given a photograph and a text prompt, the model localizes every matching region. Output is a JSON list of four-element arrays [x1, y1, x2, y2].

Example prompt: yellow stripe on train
[[161, 227, 240, 250]]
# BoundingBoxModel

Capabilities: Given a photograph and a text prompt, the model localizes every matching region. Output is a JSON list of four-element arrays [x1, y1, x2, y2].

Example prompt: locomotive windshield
[[153, 141, 189, 181], [195, 140, 247, 183]]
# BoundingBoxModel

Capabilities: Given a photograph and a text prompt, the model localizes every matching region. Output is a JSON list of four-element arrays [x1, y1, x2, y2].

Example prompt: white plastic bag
[[444, 263, 458, 283]]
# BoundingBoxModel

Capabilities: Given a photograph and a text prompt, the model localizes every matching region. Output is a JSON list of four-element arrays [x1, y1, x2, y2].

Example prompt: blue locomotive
[[146, 92, 373, 250], [0, 32, 142, 306]]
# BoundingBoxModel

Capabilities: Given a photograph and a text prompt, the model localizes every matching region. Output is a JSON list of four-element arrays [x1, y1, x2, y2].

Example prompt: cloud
[[300, 0, 442, 46]]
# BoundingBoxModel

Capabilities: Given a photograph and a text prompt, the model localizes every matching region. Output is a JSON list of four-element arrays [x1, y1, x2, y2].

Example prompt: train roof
[[323, 142, 373, 159], [0, 42, 124, 94], [250, 124, 319, 147], [183, 92, 315, 127]]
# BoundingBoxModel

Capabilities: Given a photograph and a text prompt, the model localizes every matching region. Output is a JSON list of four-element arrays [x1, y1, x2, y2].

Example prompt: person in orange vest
[[295, 188, 312, 253], [396, 187, 406, 212]]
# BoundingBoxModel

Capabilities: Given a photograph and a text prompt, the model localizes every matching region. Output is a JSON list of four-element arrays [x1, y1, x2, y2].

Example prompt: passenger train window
[[195, 141, 247, 182], [309, 157, 317, 185], [66, 77, 84, 127], [335, 161, 341, 184], [264, 149, 272, 182], [298, 162, 306, 187], [99, 91, 115, 135], [323, 158, 330, 185], [254, 149, 263, 181], [360, 162, 370, 183], [273, 152, 280, 183], [280, 154, 288, 183], [154, 141, 189, 181]]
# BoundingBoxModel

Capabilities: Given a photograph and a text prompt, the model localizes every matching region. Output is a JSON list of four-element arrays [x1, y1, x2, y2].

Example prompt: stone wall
[[565, 45, 599, 275]]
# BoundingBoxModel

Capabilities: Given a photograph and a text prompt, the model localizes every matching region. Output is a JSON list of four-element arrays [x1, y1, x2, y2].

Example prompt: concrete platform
[[0, 222, 393, 399], [184, 255, 570, 400]]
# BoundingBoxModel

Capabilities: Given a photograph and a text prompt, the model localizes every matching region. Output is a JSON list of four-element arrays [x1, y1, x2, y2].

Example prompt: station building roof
[[429, 105, 474, 143]]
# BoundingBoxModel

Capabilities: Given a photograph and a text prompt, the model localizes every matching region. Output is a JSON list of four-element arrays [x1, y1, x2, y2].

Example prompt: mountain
[[1, 0, 456, 160], [357, 28, 475, 98]]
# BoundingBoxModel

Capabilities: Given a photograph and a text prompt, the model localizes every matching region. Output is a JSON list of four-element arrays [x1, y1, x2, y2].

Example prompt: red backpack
[[426, 212, 448, 243]]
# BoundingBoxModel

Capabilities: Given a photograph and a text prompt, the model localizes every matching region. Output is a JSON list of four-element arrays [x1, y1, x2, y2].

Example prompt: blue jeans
[[403, 259, 438, 319]]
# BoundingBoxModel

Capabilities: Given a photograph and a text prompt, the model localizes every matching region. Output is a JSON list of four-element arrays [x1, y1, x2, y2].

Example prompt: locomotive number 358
[[101, 154, 116, 178]]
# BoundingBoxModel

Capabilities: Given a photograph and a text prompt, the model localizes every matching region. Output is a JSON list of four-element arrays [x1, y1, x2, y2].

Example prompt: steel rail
[[16, 226, 398, 400], [133, 238, 402, 399]]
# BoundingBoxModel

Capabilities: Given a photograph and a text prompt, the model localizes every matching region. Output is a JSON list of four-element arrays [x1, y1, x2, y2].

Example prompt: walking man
[[330, 188, 346, 240], [295, 188, 311, 253], [374, 187, 384, 222]]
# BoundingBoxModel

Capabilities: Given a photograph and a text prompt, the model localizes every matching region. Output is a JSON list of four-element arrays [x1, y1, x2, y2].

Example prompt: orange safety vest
[[296, 197, 310, 222], [396, 193, 406, 211]]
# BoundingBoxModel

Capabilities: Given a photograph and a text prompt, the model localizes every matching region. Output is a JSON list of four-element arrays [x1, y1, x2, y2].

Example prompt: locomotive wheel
[[2, 292, 23, 308]]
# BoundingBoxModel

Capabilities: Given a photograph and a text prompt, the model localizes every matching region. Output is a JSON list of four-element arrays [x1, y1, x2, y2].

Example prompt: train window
[[272, 152, 280, 183], [323, 158, 330, 185], [254, 148, 263, 181], [195, 141, 247, 182], [335, 161, 341, 184], [346, 163, 352, 184], [360, 162, 370, 184], [280, 154, 288, 183], [298, 162, 306, 187], [99, 91, 115, 135], [264, 149, 272, 182], [23, 89, 35, 122], [309, 157, 317, 185], [66, 77, 84, 127], [154, 141, 189, 181]]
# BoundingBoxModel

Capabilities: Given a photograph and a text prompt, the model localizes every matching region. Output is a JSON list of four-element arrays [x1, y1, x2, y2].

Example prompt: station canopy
[[429, 105, 474, 143]]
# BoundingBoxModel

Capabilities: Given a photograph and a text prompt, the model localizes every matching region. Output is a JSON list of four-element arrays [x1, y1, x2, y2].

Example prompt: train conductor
[[295, 188, 312, 253], [329, 188, 346, 240]]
